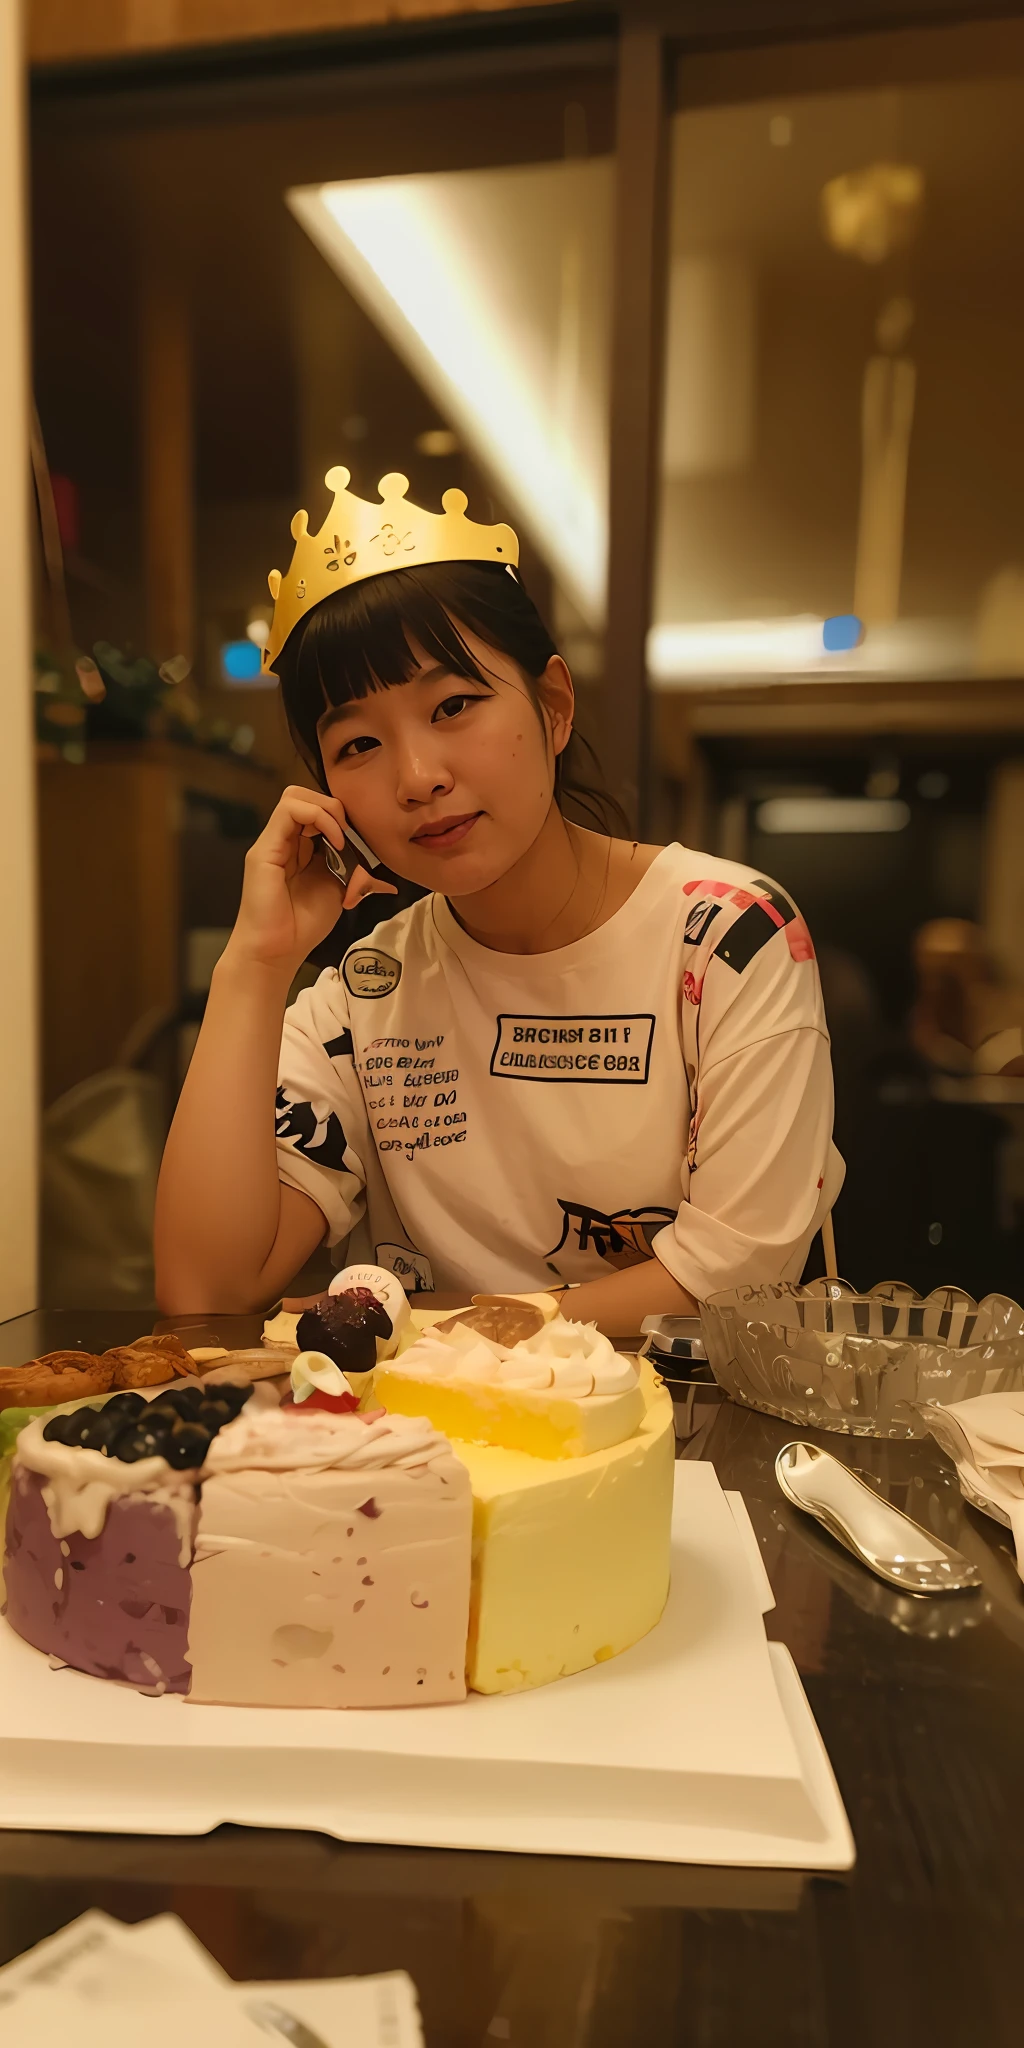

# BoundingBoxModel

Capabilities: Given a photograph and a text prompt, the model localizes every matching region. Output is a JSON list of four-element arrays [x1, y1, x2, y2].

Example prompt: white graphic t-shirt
[[275, 842, 844, 1301]]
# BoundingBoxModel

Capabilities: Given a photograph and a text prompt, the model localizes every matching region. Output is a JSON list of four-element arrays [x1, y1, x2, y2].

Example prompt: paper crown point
[[262, 467, 519, 673]]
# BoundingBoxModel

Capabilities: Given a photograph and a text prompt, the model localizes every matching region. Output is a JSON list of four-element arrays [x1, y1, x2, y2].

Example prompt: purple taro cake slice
[[3, 1383, 251, 1693]]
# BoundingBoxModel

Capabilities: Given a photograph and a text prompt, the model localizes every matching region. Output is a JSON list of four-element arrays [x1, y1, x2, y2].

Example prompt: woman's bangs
[[281, 571, 498, 783]]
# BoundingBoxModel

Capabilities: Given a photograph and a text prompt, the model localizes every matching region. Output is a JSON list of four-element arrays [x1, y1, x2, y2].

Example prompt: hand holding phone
[[224, 788, 395, 978], [319, 820, 380, 886], [319, 822, 398, 912]]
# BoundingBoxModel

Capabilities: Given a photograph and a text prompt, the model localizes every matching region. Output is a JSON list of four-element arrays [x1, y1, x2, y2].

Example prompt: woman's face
[[316, 624, 574, 895]]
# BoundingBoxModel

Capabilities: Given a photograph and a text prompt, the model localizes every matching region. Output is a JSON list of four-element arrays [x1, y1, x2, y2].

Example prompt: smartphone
[[319, 822, 381, 888]]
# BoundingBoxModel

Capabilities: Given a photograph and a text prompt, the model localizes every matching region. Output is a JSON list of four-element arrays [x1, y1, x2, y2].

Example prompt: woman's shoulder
[[284, 895, 437, 1036], [611, 839, 790, 908], [644, 840, 806, 914]]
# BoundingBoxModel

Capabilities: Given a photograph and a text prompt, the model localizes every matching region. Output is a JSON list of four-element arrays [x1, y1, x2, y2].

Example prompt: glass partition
[[651, 28, 1024, 1301], [653, 49, 1024, 689]]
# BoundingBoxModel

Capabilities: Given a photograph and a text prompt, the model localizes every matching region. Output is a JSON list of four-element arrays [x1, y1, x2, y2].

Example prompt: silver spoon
[[776, 1439, 983, 1595]]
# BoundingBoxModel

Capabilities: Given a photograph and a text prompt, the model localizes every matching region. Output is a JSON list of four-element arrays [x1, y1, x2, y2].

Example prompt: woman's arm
[[561, 1261, 697, 1340], [155, 950, 326, 1312], [154, 785, 393, 1313]]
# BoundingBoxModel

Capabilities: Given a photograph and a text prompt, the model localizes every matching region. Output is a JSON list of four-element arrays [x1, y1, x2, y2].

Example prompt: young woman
[[155, 474, 843, 1331]]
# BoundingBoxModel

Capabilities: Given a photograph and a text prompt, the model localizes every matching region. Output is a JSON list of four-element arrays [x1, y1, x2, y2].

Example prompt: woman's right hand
[[223, 787, 359, 977]]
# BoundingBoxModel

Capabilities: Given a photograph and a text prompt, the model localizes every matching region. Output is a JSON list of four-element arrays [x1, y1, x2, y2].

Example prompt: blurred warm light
[[648, 614, 968, 686], [757, 797, 911, 835], [245, 615, 271, 648], [649, 616, 830, 677], [415, 427, 460, 457], [288, 163, 611, 626], [820, 162, 924, 265]]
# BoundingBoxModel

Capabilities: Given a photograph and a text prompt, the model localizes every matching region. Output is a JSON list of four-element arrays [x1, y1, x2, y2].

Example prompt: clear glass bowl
[[699, 1279, 1024, 1438]]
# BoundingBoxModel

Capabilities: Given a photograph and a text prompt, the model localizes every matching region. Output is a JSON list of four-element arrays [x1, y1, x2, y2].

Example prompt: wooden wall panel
[[29, 0, 564, 66], [0, 0, 39, 1317]]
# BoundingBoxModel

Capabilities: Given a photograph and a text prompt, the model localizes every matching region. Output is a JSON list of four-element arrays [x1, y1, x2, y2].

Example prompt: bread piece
[[103, 1334, 196, 1388], [0, 1352, 115, 1412]]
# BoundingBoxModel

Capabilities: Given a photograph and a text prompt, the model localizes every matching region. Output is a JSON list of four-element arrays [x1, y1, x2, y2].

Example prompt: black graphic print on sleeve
[[323, 1030, 354, 1060], [274, 1086, 349, 1172]]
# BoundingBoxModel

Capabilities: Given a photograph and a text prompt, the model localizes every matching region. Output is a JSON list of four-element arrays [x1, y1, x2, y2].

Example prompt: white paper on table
[[0, 1978, 423, 2048], [0, 1909, 227, 2006], [0, 1914, 423, 2048], [241, 1972, 424, 2047], [0, 1988, 265, 2048]]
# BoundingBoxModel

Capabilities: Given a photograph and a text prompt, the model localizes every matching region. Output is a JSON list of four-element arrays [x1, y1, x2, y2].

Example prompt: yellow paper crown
[[263, 466, 519, 673]]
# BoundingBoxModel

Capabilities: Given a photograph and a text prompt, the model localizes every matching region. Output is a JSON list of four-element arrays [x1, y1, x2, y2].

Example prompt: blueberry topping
[[197, 1396, 234, 1429], [163, 1421, 211, 1469], [112, 1423, 165, 1463], [144, 1400, 184, 1426], [77, 1408, 122, 1452], [41, 1377, 252, 1465], [104, 1391, 147, 1419], [42, 1411, 82, 1445], [166, 1384, 206, 1415]]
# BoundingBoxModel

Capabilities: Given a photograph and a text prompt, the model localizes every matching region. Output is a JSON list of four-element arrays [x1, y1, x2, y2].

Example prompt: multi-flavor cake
[[4, 1378, 473, 1705], [2, 1268, 675, 1706]]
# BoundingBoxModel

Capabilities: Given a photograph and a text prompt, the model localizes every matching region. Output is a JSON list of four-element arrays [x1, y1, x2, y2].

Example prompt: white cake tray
[[0, 1465, 854, 1870]]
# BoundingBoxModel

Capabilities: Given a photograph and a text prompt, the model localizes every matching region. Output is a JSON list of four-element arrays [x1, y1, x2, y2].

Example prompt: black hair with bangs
[[273, 560, 626, 835]]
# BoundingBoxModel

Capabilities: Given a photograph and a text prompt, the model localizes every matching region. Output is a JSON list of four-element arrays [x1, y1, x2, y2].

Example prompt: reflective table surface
[[0, 1313, 1022, 2045]]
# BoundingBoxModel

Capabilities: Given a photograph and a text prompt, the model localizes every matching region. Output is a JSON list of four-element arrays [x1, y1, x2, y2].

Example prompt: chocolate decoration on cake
[[295, 1290, 392, 1374], [436, 1298, 545, 1346]]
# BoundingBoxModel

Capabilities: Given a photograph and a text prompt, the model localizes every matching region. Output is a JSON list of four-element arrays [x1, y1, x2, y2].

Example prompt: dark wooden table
[[1, 1312, 1022, 2046]]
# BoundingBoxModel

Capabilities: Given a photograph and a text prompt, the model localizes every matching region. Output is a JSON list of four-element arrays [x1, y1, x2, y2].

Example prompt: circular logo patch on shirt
[[342, 947, 403, 999]]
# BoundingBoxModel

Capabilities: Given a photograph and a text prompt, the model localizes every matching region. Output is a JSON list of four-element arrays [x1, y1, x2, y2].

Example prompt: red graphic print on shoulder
[[682, 878, 734, 899], [786, 916, 816, 963]]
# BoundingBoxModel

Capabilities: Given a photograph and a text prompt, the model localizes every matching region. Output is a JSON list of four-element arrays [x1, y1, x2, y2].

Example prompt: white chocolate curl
[[290, 1350, 355, 1405]]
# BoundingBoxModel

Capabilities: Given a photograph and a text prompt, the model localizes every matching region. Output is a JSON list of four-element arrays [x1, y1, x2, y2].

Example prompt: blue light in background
[[220, 639, 263, 683], [822, 613, 864, 654]]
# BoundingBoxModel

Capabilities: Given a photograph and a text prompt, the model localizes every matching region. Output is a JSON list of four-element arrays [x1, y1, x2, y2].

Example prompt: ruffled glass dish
[[699, 1280, 1024, 1438]]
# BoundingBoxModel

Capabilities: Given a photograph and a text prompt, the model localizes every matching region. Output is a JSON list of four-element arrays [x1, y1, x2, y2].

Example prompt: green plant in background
[[34, 641, 255, 763], [33, 646, 98, 762]]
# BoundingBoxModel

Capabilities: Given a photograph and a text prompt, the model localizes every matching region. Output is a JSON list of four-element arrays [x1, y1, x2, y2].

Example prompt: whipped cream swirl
[[203, 1406, 454, 1476], [394, 1319, 637, 1399]]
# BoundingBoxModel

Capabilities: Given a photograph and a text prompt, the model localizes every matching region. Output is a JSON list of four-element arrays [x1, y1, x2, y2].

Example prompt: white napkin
[[0, 1912, 423, 2047], [924, 1392, 1024, 1573]]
